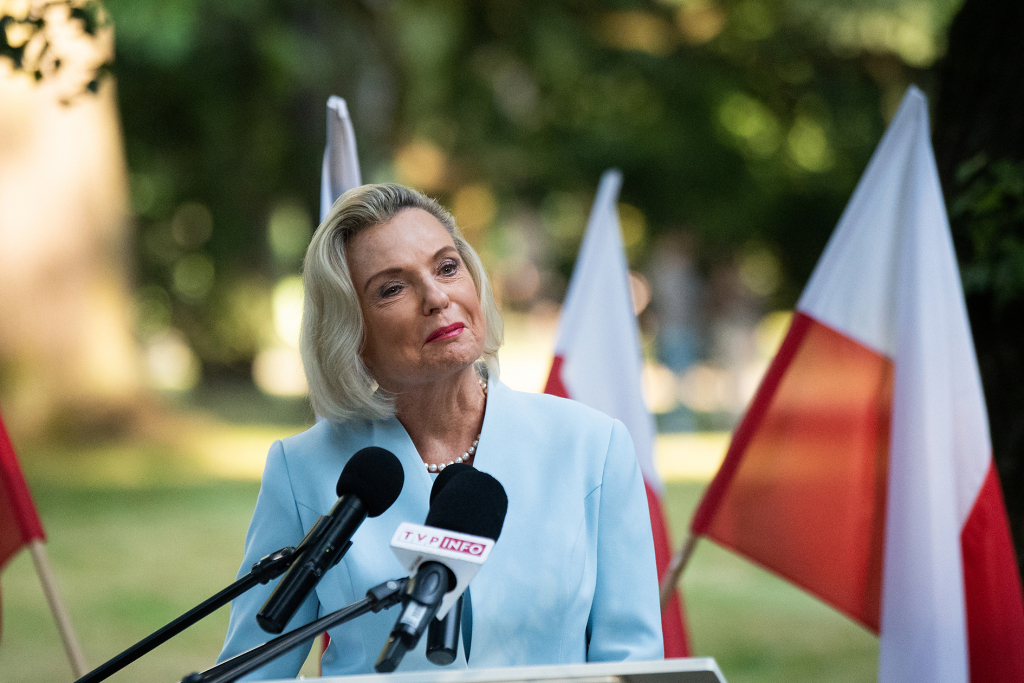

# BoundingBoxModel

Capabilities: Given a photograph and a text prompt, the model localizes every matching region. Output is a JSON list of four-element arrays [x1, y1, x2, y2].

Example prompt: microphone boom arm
[[70, 532, 327, 683], [182, 577, 410, 683]]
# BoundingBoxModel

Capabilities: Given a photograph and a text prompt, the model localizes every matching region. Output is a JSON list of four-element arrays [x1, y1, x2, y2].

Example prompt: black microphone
[[257, 447, 404, 634], [429, 463, 472, 505], [375, 468, 507, 673], [424, 464, 472, 666]]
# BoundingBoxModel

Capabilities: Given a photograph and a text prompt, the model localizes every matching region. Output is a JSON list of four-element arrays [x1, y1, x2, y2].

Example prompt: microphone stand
[[181, 577, 410, 683], [74, 517, 334, 683]]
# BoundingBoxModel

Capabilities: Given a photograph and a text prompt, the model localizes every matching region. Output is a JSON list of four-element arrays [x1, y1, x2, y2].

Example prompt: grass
[[1, 481, 266, 682], [0, 420, 878, 683]]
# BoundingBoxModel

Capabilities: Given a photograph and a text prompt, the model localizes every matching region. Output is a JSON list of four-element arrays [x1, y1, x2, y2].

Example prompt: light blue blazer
[[218, 378, 664, 679]]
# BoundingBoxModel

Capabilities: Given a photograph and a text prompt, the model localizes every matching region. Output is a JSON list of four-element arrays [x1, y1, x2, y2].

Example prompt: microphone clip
[[367, 577, 410, 612], [250, 548, 297, 584], [375, 563, 450, 673]]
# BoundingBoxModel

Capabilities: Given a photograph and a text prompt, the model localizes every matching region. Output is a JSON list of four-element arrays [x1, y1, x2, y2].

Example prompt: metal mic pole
[[183, 577, 409, 683], [75, 516, 333, 683]]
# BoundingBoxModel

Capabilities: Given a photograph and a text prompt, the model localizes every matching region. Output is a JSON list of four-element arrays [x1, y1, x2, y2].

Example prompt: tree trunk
[[0, 75, 142, 438], [932, 0, 1024, 581]]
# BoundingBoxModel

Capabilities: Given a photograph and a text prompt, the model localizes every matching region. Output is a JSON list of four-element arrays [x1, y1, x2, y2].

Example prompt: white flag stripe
[[880, 92, 983, 683], [319, 96, 362, 222], [893, 111, 990, 522], [553, 170, 661, 491], [797, 99, 915, 358]]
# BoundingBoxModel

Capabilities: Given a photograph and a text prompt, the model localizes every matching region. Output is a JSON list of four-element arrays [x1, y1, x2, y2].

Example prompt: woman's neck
[[391, 367, 487, 467]]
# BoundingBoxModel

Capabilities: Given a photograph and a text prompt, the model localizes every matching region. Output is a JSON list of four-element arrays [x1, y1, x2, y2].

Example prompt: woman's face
[[346, 208, 486, 392]]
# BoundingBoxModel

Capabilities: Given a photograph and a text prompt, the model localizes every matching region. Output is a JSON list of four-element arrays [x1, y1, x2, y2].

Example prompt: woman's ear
[[358, 344, 374, 376]]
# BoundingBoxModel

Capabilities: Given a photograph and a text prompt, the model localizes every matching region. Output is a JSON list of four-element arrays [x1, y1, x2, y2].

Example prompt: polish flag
[[544, 170, 690, 657], [0, 411, 46, 638], [690, 87, 1024, 682]]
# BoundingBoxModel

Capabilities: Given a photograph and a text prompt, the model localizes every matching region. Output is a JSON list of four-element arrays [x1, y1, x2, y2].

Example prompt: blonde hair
[[301, 183, 503, 423]]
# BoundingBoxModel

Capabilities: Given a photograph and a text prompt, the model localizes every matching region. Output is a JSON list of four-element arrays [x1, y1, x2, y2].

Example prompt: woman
[[219, 184, 664, 679]]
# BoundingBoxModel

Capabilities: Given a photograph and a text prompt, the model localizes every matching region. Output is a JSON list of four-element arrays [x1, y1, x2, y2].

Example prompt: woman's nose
[[422, 280, 450, 314]]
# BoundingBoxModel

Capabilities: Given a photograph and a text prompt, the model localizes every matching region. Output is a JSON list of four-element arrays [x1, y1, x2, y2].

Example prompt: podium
[[267, 658, 727, 683]]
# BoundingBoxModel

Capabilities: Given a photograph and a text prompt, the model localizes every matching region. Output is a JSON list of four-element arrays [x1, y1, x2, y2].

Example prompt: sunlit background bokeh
[[0, 0, 976, 681]]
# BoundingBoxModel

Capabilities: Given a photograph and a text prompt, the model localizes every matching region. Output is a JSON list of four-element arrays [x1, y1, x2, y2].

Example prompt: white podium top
[[268, 657, 726, 683]]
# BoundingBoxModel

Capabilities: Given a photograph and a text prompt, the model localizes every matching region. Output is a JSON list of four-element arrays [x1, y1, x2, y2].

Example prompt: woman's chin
[[420, 349, 482, 380], [379, 354, 478, 390], [426, 336, 483, 363]]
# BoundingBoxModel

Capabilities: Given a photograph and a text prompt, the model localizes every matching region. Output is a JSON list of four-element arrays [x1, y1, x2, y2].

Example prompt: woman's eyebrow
[[363, 267, 404, 293], [363, 247, 459, 292]]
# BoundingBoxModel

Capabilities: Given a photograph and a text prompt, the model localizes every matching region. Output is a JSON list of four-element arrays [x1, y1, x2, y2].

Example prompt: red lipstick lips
[[425, 322, 464, 344]]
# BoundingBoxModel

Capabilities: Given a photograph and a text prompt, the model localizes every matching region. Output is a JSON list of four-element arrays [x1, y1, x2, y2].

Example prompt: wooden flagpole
[[660, 532, 699, 612], [28, 539, 88, 678]]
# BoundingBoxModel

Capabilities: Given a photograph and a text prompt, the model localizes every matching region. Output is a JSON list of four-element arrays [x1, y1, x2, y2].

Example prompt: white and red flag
[[544, 169, 690, 657], [690, 87, 1024, 682]]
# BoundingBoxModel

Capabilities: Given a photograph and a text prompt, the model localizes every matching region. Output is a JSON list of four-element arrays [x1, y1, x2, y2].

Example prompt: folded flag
[[319, 96, 362, 223], [545, 169, 691, 657], [690, 86, 1024, 683]]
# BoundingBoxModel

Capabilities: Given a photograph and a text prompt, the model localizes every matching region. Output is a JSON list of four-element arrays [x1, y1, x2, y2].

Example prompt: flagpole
[[660, 532, 699, 612], [28, 539, 88, 677]]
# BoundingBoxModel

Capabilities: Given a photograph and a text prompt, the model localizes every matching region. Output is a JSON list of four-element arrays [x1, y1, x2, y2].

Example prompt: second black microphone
[[257, 447, 404, 634]]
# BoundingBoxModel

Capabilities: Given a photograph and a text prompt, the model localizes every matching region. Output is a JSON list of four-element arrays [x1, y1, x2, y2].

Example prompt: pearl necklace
[[426, 378, 487, 473]]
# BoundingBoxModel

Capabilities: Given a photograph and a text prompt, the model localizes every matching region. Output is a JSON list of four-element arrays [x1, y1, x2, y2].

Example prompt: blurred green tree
[[108, 0, 1024, 582], [102, 0, 924, 380], [19, 1, 1024, 585]]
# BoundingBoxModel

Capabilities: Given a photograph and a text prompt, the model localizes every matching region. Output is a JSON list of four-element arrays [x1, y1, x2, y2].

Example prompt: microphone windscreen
[[426, 469, 507, 541], [429, 463, 473, 505], [336, 447, 404, 517]]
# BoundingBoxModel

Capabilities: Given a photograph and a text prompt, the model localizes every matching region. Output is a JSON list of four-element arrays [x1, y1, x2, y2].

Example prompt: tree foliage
[[1, 0, 112, 101], [21, 2, 1024, 574], [82, 0, 947, 381]]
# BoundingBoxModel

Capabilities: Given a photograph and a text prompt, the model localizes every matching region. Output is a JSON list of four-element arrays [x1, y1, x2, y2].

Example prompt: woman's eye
[[380, 283, 402, 298], [440, 260, 459, 276]]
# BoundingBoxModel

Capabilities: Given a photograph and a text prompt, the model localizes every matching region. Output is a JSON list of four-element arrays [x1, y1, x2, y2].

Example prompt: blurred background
[[1, 0, 1022, 681]]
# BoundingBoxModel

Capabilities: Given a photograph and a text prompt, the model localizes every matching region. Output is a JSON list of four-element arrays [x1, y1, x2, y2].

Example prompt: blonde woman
[[219, 184, 663, 678]]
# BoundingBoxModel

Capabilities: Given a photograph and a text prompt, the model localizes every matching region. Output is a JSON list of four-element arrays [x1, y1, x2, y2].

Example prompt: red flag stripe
[[0, 410, 45, 642], [960, 465, 1024, 683], [545, 354, 690, 657], [0, 413, 45, 563], [543, 355, 570, 399], [645, 483, 690, 658], [690, 312, 812, 536], [691, 313, 893, 631]]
